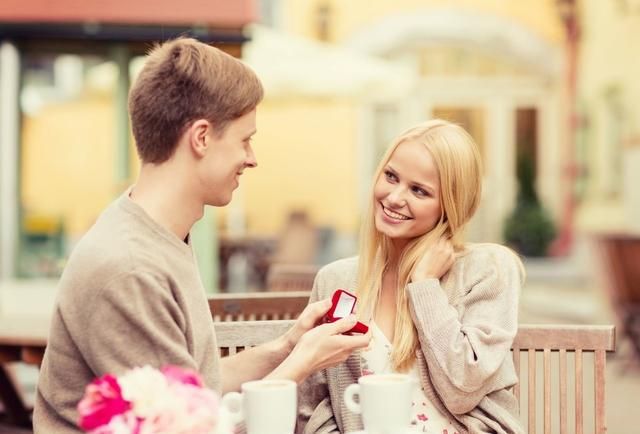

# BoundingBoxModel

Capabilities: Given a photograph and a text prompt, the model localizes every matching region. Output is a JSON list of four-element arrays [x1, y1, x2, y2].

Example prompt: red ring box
[[324, 289, 369, 334]]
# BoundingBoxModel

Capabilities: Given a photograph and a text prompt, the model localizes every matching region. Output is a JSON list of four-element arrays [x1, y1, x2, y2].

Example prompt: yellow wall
[[284, 0, 564, 45], [220, 97, 360, 235], [21, 94, 118, 237], [575, 0, 640, 231], [580, 0, 640, 132]]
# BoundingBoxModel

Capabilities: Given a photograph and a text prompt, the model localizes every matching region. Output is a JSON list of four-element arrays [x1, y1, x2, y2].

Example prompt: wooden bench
[[265, 264, 319, 292], [595, 234, 640, 360], [215, 321, 616, 434], [208, 291, 310, 322]]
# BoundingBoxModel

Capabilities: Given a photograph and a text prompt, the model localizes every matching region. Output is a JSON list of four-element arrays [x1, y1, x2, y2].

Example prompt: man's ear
[[189, 119, 212, 158]]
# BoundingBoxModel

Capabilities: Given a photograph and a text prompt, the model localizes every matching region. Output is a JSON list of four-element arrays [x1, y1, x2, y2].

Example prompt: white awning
[[243, 24, 417, 100]]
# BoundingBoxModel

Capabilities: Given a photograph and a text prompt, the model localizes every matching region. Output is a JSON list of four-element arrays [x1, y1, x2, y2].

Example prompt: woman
[[298, 120, 524, 434]]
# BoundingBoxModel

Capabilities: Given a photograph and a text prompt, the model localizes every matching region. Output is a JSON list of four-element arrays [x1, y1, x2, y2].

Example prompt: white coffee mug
[[221, 379, 297, 434], [344, 373, 414, 434]]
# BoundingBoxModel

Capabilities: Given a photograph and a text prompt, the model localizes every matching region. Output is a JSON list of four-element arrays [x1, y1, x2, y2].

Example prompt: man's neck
[[130, 164, 204, 241]]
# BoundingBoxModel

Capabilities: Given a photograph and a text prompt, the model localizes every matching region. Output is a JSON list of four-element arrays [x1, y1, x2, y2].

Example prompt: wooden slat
[[529, 349, 536, 434], [544, 348, 551, 434], [595, 349, 606, 434], [575, 349, 583, 434], [208, 291, 310, 322], [514, 325, 615, 351], [512, 347, 520, 401], [559, 349, 567, 434], [215, 320, 294, 349]]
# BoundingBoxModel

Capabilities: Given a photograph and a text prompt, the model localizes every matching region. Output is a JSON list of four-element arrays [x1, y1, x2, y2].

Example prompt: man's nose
[[245, 146, 257, 168]]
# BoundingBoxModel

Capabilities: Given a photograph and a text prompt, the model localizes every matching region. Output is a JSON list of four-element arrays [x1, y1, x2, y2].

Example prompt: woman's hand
[[411, 237, 455, 283]]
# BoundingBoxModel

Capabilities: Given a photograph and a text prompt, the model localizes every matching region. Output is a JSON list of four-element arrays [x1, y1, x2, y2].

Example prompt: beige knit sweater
[[33, 192, 221, 434], [298, 244, 525, 434]]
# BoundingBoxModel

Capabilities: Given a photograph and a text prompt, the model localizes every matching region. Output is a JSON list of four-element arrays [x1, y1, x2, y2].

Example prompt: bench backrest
[[214, 321, 616, 434], [208, 291, 310, 322]]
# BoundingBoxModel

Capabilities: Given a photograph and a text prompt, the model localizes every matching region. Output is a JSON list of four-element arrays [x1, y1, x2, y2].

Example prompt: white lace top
[[360, 322, 460, 434]]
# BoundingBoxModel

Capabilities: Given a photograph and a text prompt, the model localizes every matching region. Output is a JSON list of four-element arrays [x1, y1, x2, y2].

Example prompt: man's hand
[[281, 298, 332, 351], [267, 315, 372, 383], [411, 236, 455, 283]]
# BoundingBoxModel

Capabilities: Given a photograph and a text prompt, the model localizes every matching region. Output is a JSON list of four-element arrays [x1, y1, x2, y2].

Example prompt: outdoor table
[[0, 314, 49, 427]]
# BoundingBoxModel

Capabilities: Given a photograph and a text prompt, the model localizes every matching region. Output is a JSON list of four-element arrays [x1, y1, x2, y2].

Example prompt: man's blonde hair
[[129, 37, 264, 163], [356, 119, 483, 371]]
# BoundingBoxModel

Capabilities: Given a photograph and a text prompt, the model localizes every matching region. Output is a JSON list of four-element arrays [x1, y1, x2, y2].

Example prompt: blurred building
[[576, 0, 640, 234], [243, 0, 567, 248], [244, 0, 640, 254], [2, 0, 639, 289]]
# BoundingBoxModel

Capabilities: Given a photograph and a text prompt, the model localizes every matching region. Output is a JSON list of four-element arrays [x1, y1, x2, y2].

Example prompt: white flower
[[118, 366, 173, 419]]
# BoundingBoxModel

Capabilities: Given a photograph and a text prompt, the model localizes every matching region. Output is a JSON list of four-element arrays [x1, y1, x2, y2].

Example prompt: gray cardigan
[[298, 243, 525, 434]]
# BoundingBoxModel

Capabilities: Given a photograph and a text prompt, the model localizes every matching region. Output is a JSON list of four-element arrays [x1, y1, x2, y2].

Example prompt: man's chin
[[207, 193, 233, 207]]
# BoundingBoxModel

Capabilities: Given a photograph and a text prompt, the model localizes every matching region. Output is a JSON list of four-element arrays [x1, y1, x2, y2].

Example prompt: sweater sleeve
[[297, 269, 340, 434], [407, 245, 523, 414], [67, 270, 198, 377]]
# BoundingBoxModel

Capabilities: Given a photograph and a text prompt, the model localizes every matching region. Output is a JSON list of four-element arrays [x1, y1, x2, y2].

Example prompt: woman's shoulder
[[459, 242, 521, 262], [316, 256, 359, 278], [457, 243, 525, 283], [313, 256, 359, 296]]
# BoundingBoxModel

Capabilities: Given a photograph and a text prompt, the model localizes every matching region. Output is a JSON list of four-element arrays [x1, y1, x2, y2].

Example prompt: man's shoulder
[[58, 213, 171, 300]]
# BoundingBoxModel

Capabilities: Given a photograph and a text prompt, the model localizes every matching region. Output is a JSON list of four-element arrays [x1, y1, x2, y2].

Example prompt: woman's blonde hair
[[356, 119, 483, 371]]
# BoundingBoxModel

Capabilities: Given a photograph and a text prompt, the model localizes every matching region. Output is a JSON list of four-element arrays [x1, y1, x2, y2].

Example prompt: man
[[33, 38, 370, 433]]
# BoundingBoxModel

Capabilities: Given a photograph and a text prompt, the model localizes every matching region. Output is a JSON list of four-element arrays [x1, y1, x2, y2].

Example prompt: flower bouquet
[[77, 365, 233, 434]]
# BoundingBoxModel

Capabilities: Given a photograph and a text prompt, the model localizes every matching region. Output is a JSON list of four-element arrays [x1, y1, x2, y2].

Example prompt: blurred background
[[1, 0, 640, 432]]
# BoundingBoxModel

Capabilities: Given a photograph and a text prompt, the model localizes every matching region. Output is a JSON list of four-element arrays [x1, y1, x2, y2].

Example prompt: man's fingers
[[315, 315, 358, 336], [300, 299, 332, 324], [329, 331, 372, 355], [312, 298, 332, 315]]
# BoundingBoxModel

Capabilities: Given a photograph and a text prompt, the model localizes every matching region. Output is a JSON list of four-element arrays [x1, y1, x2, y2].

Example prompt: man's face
[[198, 109, 257, 206]]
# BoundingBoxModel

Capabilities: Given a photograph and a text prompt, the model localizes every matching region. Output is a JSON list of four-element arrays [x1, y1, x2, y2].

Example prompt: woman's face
[[373, 139, 443, 248]]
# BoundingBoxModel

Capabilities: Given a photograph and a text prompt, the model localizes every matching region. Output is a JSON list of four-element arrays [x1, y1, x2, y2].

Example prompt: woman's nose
[[386, 186, 406, 206]]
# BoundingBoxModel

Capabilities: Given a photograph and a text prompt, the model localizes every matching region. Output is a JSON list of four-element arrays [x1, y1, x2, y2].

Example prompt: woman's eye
[[412, 186, 429, 197], [385, 170, 397, 182]]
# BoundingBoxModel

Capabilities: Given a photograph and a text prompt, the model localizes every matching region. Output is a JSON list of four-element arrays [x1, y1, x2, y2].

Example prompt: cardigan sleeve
[[296, 269, 341, 434], [407, 244, 523, 414]]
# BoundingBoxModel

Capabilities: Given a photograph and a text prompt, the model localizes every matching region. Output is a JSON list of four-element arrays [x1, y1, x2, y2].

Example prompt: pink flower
[[89, 412, 141, 434], [161, 365, 204, 387], [78, 375, 131, 430], [78, 366, 228, 434], [136, 384, 219, 434]]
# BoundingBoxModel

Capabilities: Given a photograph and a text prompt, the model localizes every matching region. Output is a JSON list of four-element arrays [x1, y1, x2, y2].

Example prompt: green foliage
[[503, 156, 556, 257]]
